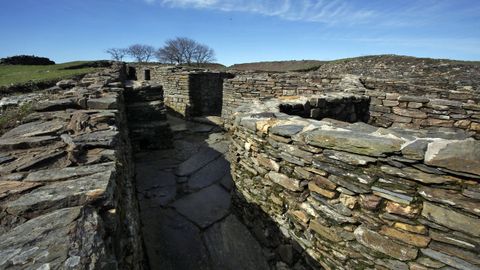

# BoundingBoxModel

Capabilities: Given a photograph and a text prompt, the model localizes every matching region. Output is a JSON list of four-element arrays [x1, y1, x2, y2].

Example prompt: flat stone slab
[[4, 171, 113, 215], [136, 167, 176, 192], [72, 130, 118, 148], [0, 136, 58, 151], [24, 162, 115, 182], [0, 206, 105, 269], [203, 215, 270, 270], [1, 120, 65, 139], [87, 97, 117, 109], [425, 139, 480, 176], [0, 181, 42, 200], [175, 146, 223, 176], [188, 157, 230, 191], [172, 184, 231, 228], [304, 129, 405, 157], [140, 208, 211, 270]]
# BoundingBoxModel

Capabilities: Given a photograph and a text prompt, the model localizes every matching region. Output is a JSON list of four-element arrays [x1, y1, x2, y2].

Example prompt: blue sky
[[1, 0, 479, 65]]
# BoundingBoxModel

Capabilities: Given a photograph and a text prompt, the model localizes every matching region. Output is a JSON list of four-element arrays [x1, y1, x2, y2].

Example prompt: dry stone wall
[[227, 103, 480, 270], [223, 58, 480, 136], [0, 64, 144, 269], [133, 65, 229, 118], [124, 81, 172, 151]]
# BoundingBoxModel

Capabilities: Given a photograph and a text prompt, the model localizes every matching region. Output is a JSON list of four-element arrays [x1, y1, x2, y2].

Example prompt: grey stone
[[87, 97, 117, 109], [322, 149, 377, 165], [270, 124, 304, 137], [304, 129, 404, 157], [328, 175, 370, 194], [175, 146, 223, 176], [203, 215, 270, 270], [380, 165, 457, 184], [372, 186, 414, 205], [35, 98, 78, 112], [421, 248, 480, 270], [4, 171, 113, 215], [24, 162, 114, 182], [1, 120, 65, 139], [401, 139, 429, 160], [0, 136, 58, 151], [425, 139, 480, 176], [72, 130, 118, 148], [188, 157, 230, 191], [354, 225, 418, 261], [418, 186, 480, 216], [172, 184, 230, 228], [140, 208, 211, 270], [421, 202, 480, 237], [0, 207, 105, 269]]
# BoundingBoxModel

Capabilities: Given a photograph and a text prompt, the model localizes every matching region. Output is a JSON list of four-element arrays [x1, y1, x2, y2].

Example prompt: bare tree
[[156, 37, 216, 65], [105, 48, 127, 61], [126, 44, 156, 62], [193, 44, 216, 65]]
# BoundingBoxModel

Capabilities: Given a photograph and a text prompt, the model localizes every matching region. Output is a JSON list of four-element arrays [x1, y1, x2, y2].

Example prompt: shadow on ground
[[133, 114, 323, 270]]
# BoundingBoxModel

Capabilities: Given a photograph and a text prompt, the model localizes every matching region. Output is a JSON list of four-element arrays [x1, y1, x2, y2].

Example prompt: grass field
[[0, 61, 99, 87]]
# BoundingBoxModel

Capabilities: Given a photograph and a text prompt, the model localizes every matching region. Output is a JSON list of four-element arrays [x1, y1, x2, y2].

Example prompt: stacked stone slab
[[133, 65, 231, 118], [222, 57, 480, 137], [124, 82, 172, 151], [0, 64, 144, 269], [226, 99, 480, 270]]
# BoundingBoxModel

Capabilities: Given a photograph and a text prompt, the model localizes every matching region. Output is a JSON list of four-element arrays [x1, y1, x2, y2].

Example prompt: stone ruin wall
[[227, 104, 480, 270], [222, 67, 480, 137], [223, 60, 480, 270], [0, 64, 145, 269], [133, 65, 229, 118]]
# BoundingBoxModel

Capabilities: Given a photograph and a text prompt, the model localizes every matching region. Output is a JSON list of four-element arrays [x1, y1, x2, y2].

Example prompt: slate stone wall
[[124, 81, 172, 151], [133, 65, 230, 118], [227, 107, 480, 270], [222, 70, 480, 136], [0, 64, 144, 269]]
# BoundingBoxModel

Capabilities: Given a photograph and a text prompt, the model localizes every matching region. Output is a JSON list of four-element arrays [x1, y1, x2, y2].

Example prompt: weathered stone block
[[354, 225, 418, 261]]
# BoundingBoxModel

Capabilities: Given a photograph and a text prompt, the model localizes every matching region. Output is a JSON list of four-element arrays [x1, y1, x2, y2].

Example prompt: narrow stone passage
[[134, 115, 269, 270]]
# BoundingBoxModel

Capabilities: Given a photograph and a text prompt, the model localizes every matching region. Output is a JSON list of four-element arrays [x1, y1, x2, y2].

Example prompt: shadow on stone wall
[[231, 192, 324, 270]]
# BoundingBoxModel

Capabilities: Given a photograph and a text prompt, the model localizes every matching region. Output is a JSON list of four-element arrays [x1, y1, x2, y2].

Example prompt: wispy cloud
[[149, 0, 376, 24]]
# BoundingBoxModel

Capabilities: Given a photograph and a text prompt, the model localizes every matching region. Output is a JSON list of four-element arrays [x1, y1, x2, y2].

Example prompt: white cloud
[[147, 0, 376, 24]]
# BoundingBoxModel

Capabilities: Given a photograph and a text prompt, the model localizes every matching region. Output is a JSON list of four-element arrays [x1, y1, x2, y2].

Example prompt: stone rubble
[[0, 63, 144, 269]]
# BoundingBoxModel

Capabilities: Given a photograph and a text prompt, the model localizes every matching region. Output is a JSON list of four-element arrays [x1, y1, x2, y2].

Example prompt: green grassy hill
[[0, 61, 102, 87]]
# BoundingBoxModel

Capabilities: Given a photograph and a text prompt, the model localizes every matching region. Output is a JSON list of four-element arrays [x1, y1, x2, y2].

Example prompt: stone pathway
[[135, 115, 269, 270]]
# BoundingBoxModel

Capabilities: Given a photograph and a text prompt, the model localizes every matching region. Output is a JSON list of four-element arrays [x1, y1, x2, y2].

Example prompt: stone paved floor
[[135, 115, 269, 270]]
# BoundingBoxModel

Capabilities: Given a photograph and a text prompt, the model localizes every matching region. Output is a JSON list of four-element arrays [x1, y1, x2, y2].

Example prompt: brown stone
[[408, 102, 423, 109], [394, 223, 427, 234], [308, 181, 337, 198], [379, 226, 431, 247], [309, 220, 342, 242], [312, 175, 337, 190], [392, 107, 427, 119], [385, 201, 421, 218], [360, 194, 382, 210], [256, 155, 280, 172], [354, 225, 418, 261], [0, 181, 42, 200], [267, 171, 303, 191], [289, 210, 310, 225], [339, 194, 357, 209]]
